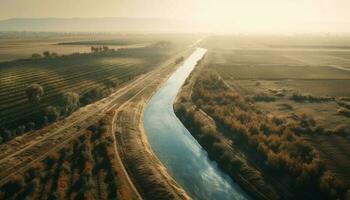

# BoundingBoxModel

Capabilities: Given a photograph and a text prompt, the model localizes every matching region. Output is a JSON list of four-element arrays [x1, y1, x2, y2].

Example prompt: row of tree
[[0, 118, 119, 199], [32, 51, 59, 59], [0, 78, 123, 144], [30, 46, 116, 60], [179, 70, 348, 199], [90, 46, 115, 53]]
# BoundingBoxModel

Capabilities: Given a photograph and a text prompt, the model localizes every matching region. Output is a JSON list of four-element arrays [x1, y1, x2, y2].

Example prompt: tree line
[[0, 77, 122, 144], [176, 70, 348, 199], [0, 118, 119, 199]]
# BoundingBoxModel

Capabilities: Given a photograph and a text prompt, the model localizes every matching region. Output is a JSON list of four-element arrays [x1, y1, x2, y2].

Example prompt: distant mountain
[[0, 17, 198, 32]]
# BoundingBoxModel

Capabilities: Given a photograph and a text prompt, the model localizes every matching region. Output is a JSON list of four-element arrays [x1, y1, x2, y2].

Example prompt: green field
[[0, 34, 195, 138]]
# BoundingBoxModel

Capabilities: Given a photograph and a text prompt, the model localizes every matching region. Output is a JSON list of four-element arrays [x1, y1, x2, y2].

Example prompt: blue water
[[143, 48, 249, 200]]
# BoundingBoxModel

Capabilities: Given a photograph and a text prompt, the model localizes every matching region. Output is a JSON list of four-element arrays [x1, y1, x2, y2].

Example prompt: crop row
[[0, 61, 135, 94], [0, 69, 142, 128], [0, 119, 120, 200], [0, 63, 136, 104]]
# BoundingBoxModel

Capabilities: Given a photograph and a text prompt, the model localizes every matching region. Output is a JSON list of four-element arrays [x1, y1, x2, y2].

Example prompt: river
[[143, 48, 249, 200]]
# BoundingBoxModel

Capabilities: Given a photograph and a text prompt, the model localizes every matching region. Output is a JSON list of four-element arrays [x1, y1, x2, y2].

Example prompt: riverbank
[[173, 57, 280, 200], [142, 48, 249, 200], [111, 47, 196, 200]]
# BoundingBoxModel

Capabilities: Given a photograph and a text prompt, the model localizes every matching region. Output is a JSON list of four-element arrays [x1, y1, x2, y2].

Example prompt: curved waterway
[[143, 48, 249, 200]]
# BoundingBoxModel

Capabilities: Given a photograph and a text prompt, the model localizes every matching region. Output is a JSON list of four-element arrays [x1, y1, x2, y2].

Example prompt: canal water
[[143, 48, 249, 200]]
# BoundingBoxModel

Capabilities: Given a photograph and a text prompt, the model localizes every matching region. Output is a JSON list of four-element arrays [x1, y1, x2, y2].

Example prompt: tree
[[51, 52, 58, 57], [45, 106, 60, 122], [104, 79, 119, 88], [25, 84, 44, 104], [27, 122, 36, 130], [31, 53, 41, 58], [61, 92, 80, 114], [16, 125, 25, 135], [320, 171, 345, 198], [43, 51, 50, 57], [2, 129, 13, 141], [103, 46, 109, 51]]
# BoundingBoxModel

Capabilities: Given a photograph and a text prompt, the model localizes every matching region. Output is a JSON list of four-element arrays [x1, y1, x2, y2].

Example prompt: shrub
[[44, 106, 60, 122], [104, 79, 119, 88], [2, 129, 13, 141], [80, 88, 108, 105], [43, 51, 50, 57], [31, 53, 41, 58], [252, 93, 276, 102], [26, 178, 39, 194], [2, 175, 26, 198], [51, 52, 58, 57], [25, 83, 44, 104], [320, 171, 346, 199], [212, 142, 226, 157], [332, 125, 350, 135], [290, 92, 333, 103], [337, 108, 350, 117], [27, 122, 36, 130], [186, 70, 336, 196], [16, 125, 26, 135], [61, 92, 80, 115]]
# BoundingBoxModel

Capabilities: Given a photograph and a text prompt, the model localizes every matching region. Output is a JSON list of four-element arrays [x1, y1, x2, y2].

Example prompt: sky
[[0, 0, 349, 33]]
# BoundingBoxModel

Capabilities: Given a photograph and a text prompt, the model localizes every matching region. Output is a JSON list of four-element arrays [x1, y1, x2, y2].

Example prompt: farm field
[[203, 37, 350, 132], [0, 33, 197, 143], [0, 32, 200, 200], [0, 33, 129, 62], [174, 35, 350, 199], [210, 50, 350, 129], [0, 32, 196, 62], [206, 37, 350, 184], [0, 114, 140, 200]]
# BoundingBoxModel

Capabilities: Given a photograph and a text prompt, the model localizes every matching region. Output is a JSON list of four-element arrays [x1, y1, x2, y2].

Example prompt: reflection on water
[[143, 48, 249, 200]]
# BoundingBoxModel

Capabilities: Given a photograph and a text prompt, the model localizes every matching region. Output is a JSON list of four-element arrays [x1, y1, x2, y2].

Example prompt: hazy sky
[[0, 0, 349, 33]]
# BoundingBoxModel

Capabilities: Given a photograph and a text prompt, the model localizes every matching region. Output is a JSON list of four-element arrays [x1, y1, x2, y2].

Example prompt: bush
[[332, 125, 350, 135], [290, 92, 333, 103], [320, 171, 346, 199], [2, 175, 26, 198], [43, 51, 50, 57], [25, 83, 44, 104], [337, 108, 350, 117], [44, 106, 60, 122], [31, 53, 41, 58], [16, 125, 26, 135], [186, 70, 335, 196], [104, 79, 119, 88], [61, 92, 80, 115], [80, 88, 109, 105], [252, 93, 276, 102]]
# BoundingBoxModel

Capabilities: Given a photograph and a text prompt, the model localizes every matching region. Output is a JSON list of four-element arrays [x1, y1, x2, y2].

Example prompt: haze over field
[[1, 1, 350, 200], [0, 0, 349, 33]]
